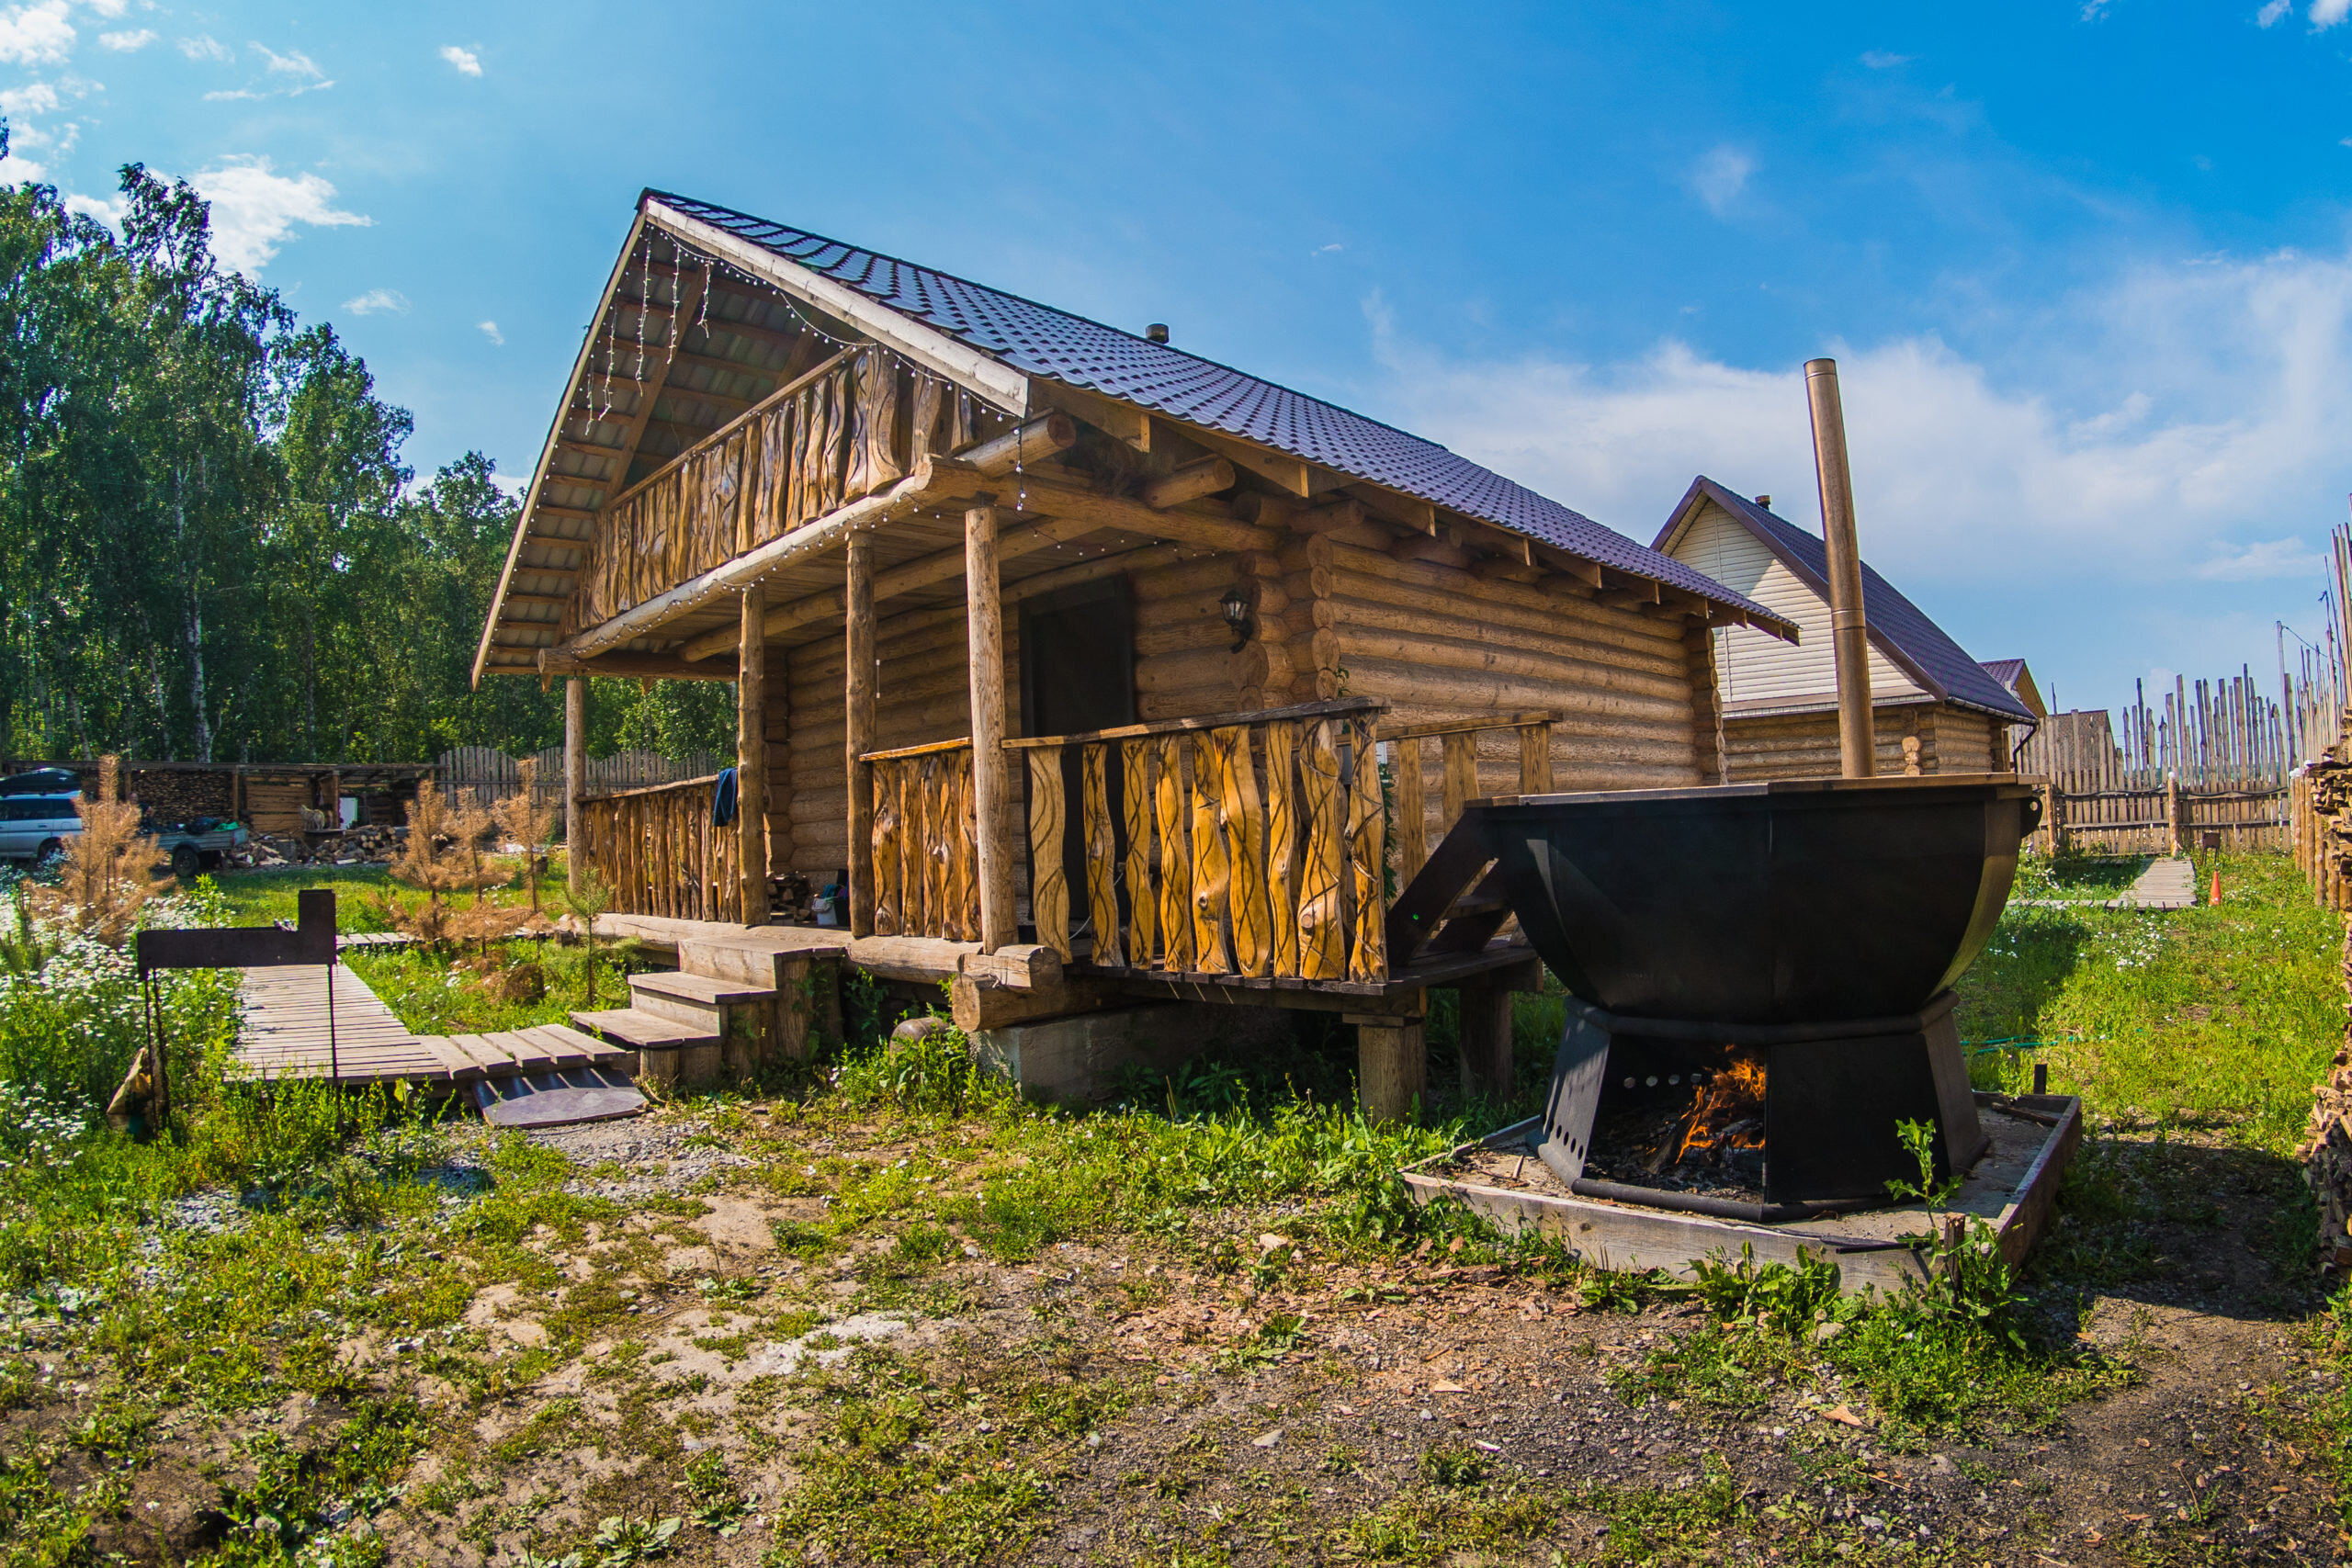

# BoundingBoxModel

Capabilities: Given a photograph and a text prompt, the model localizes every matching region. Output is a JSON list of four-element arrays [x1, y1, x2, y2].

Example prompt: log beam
[[1141, 456, 1237, 510], [564, 678, 586, 896], [737, 586, 769, 927], [967, 503, 1018, 950], [537, 649, 739, 682], [845, 536, 877, 937]]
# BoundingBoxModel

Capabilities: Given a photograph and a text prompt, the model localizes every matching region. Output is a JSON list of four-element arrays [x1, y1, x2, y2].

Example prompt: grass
[[1961, 850, 2341, 1151], [0, 845, 2346, 1563]]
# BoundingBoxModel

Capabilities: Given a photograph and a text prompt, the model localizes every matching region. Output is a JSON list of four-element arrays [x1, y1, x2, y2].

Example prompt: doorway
[[1019, 582, 1136, 953]]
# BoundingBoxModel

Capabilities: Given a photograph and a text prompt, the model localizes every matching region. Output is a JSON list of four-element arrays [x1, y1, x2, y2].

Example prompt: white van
[[0, 769, 83, 865]]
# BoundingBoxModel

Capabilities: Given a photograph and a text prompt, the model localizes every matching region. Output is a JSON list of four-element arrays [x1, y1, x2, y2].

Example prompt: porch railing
[[1008, 697, 1392, 981], [578, 773, 741, 923], [864, 738, 978, 941], [1380, 710, 1556, 886]]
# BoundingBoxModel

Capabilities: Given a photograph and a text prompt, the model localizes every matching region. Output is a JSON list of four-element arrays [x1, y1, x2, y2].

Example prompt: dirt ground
[[351, 1111, 2349, 1564]]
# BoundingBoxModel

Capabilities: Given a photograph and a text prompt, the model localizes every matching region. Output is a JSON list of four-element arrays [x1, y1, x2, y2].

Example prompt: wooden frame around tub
[[1400, 1092, 2082, 1295]]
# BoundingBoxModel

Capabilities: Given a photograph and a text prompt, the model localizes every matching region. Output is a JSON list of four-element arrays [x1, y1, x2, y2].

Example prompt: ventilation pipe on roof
[[1145, 323, 1170, 344], [1754, 494, 1771, 509], [1804, 357, 1875, 780]]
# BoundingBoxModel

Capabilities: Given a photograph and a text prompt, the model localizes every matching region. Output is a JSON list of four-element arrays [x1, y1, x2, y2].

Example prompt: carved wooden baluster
[[786, 388, 810, 528], [1296, 720, 1346, 980], [1261, 720, 1302, 977], [922, 747, 950, 931], [1156, 735, 1193, 972], [1190, 731, 1233, 974], [1519, 721, 1554, 795], [1216, 727, 1271, 978], [1081, 744, 1122, 967], [820, 367, 848, 513], [956, 747, 979, 942], [871, 759, 900, 937], [1346, 716, 1388, 981], [914, 754, 943, 938], [1395, 735, 1428, 887], [910, 374, 943, 467], [1027, 745, 1071, 963], [1121, 739, 1157, 966], [899, 758, 926, 937], [1441, 731, 1477, 838]]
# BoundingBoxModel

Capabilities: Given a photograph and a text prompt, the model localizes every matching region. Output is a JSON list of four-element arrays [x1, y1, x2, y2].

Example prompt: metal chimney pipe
[[1804, 357, 1875, 779]]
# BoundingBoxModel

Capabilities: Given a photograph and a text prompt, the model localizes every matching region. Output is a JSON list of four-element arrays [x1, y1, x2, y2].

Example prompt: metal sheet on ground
[[474, 1067, 647, 1128]]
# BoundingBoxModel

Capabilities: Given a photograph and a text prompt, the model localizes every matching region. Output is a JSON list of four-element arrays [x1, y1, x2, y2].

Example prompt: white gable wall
[[1673, 500, 1921, 711]]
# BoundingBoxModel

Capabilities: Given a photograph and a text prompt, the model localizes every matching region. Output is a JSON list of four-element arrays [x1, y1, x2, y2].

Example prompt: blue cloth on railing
[[711, 767, 738, 828]]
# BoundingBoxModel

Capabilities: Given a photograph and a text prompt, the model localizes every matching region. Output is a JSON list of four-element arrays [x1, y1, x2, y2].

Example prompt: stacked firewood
[[2300, 891, 2352, 1275]]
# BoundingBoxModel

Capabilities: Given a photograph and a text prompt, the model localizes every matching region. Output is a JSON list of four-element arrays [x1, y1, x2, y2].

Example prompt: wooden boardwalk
[[234, 963, 635, 1089]]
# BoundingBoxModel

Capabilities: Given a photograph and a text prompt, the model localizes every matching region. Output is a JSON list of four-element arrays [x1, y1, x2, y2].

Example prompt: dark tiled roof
[[1660, 479, 2036, 724], [647, 191, 1776, 621], [1979, 658, 2027, 688]]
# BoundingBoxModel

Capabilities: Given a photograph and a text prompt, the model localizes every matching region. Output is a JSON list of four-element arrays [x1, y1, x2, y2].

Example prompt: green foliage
[[1690, 1246, 1851, 1335], [0, 156, 730, 767]]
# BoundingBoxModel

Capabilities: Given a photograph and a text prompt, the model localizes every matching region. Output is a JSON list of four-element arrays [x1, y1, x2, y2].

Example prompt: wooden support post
[[1352, 1012, 1426, 1122], [737, 586, 768, 926], [1456, 986, 1513, 1105], [967, 503, 1018, 951], [564, 677, 586, 897], [845, 536, 877, 937]]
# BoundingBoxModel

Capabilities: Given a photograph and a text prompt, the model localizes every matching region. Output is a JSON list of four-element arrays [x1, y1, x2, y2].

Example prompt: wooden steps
[[233, 965, 637, 1089]]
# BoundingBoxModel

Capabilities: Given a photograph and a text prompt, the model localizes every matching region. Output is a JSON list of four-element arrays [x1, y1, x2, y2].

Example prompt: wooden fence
[[434, 746, 728, 832], [2016, 666, 2334, 853], [575, 773, 741, 922]]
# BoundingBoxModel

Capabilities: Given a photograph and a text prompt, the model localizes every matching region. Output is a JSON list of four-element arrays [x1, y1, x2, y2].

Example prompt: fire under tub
[[1394, 774, 2044, 1213]]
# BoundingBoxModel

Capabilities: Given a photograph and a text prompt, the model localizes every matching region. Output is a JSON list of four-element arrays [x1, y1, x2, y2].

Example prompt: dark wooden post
[[967, 502, 1017, 951], [845, 536, 877, 937], [737, 586, 768, 927], [1352, 1009, 1427, 1122], [564, 676, 586, 897], [1456, 986, 1513, 1105]]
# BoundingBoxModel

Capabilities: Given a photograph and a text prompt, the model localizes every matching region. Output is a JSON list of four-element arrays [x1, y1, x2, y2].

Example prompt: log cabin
[[1652, 478, 2035, 782], [472, 192, 1797, 1114]]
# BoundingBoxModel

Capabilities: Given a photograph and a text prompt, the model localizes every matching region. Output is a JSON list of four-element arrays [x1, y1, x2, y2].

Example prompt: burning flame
[[1672, 1055, 1767, 1163]]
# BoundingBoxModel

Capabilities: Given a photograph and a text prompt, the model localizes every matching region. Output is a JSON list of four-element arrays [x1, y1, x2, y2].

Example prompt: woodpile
[[2301, 906, 2352, 1274]]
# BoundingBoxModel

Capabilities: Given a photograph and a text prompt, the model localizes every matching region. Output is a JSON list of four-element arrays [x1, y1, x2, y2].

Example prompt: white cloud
[[96, 25, 149, 49], [62, 189, 120, 228], [253, 42, 320, 78], [2258, 0, 2293, 24], [2196, 537, 2324, 580], [1689, 145, 1756, 216], [1860, 50, 1914, 68], [2314, 0, 2352, 27], [1365, 240, 2352, 621], [0, 0, 74, 64], [190, 157, 369, 274], [477, 320, 503, 345], [341, 288, 409, 316], [177, 33, 229, 62], [439, 43, 480, 76], [0, 80, 59, 116]]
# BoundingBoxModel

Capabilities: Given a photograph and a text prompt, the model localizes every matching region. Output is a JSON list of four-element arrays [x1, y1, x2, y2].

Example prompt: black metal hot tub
[[1476, 775, 2041, 1024], [1396, 774, 2043, 1209]]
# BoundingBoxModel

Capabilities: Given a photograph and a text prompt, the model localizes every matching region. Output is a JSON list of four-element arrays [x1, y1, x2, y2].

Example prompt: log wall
[[1316, 528, 1710, 799], [1721, 702, 2000, 782]]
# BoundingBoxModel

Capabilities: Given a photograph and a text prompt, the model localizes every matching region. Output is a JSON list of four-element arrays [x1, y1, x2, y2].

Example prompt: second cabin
[[1654, 479, 2036, 781], [472, 192, 1798, 1113]]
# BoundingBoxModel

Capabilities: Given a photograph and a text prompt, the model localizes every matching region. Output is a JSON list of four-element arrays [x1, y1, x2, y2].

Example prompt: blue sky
[[8, 0, 2352, 716]]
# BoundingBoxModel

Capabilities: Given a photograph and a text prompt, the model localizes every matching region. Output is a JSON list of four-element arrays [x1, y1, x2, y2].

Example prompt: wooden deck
[[234, 963, 634, 1089]]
